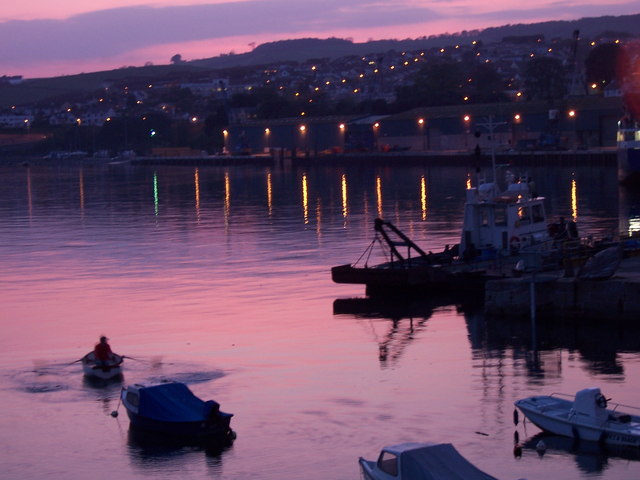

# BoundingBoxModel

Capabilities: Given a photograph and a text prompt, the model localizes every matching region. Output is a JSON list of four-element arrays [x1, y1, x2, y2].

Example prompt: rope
[[110, 389, 123, 417]]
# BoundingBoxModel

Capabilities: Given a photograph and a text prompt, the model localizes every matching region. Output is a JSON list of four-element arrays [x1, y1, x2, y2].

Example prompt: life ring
[[510, 235, 521, 250], [596, 393, 608, 409]]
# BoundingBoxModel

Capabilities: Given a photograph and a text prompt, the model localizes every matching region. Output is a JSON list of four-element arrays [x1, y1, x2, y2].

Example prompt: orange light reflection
[[571, 176, 578, 221], [302, 173, 309, 224], [341, 174, 348, 218], [420, 175, 427, 221], [266, 171, 273, 216], [376, 176, 383, 218]]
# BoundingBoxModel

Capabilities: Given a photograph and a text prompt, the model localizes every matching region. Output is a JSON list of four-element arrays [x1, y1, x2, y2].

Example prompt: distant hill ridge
[[189, 14, 640, 68]]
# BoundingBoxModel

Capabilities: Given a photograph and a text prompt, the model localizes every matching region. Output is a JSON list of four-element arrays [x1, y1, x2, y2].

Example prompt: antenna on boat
[[476, 115, 506, 195]]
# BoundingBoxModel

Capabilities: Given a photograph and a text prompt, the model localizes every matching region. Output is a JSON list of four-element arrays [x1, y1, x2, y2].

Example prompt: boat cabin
[[572, 387, 610, 423], [459, 180, 549, 260]]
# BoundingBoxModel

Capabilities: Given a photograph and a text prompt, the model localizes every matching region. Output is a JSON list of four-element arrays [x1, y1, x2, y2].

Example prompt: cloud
[[0, 0, 439, 64]]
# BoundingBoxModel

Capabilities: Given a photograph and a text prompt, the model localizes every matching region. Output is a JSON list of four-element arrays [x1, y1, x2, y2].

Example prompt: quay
[[120, 148, 616, 167], [484, 256, 640, 321]]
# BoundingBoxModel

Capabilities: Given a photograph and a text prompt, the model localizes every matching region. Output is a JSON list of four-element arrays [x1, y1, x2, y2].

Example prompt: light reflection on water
[[0, 160, 639, 480]]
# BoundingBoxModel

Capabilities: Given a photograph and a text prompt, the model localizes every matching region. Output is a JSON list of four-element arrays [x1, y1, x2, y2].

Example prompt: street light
[[222, 129, 229, 154], [373, 122, 380, 151], [418, 118, 426, 150], [568, 110, 577, 149], [463, 115, 471, 148]]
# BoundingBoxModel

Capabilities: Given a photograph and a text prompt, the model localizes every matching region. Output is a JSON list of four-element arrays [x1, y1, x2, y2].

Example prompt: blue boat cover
[[138, 383, 217, 423], [401, 443, 498, 480]]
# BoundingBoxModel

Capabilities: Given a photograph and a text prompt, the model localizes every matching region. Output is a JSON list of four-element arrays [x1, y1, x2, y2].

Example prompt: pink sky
[[1, 1, 638, 78]]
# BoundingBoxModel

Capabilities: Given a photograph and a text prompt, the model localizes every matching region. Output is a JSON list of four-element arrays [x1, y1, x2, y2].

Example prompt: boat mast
[[476, 115, 506, 195]]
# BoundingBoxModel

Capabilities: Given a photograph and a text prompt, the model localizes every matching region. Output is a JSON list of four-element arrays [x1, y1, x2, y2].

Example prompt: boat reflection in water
[[521, 432, 640, 475], [126, 427, 233, 473], [333, 296, 479, 366], [336, 296, 640, 378], [472, 312, 640, 377]]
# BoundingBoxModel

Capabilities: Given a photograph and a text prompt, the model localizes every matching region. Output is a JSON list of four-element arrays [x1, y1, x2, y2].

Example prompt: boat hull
[[516, 396, 640, 448], [124, 409, 234, 440], [358, 458, 378, 480], [331, 262, 488, 296], [82, 352, 123, 380], [617, 135, 640, 185]]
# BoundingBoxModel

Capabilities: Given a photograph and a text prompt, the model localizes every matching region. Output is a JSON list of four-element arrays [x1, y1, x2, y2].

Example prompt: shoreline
[[1, 148, 618, 167]]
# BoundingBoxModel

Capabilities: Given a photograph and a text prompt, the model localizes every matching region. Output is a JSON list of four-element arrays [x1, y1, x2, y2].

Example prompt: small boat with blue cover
[[120, 382, 234, 441], [359, 442, 499, 480]]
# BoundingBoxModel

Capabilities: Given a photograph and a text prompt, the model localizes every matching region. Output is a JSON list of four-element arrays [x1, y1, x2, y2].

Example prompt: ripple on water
[[8, 368, 71, 394], [23, 383, 69, 393], [145, 370, 226, 386]]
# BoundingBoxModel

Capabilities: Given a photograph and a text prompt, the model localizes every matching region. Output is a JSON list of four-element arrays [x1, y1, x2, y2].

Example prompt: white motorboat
[[359, 442, 498, 480], [515, 387, 640, 448], [81, 351, 124, 380]]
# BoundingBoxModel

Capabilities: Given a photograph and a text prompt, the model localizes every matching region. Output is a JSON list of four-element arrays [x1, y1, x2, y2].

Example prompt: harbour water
[[1, 159, 639, 480]]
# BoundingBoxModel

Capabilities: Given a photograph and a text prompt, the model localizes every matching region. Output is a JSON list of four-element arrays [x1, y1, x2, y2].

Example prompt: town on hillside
[[0, 28, 639, 158]]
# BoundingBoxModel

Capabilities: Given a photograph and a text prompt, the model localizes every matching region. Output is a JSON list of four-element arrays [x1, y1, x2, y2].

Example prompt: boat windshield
[[377, 451, 398, 476]]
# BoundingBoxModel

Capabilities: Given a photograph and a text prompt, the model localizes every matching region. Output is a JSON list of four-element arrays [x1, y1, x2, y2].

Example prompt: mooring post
[[530, 271, 537, 350]]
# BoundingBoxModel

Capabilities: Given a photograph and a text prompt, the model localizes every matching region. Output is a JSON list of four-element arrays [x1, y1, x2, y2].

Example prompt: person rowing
[[94, 336, 114, 366]]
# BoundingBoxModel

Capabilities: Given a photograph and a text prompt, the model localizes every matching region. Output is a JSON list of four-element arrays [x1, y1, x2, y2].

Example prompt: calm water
[[1, 159, 640, 480]]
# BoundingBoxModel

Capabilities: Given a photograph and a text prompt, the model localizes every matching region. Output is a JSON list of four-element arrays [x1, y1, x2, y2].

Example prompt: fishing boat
[[81, 351, 124, 380], [359, 442, 498, 480], [332, 172, 582, 295], [120, 382, 235, 442], [515, 387, 640, 448]]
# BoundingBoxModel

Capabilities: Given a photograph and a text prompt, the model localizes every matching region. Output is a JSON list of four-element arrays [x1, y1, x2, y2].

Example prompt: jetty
[[484, 255, 640, 321]]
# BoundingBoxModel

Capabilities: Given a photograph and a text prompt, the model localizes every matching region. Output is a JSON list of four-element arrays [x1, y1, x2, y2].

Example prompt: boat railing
[[517, 236, 601, 274], [549, 392, 640, 416], [607, 401, 640, 416], [549, 392, 574, 401]]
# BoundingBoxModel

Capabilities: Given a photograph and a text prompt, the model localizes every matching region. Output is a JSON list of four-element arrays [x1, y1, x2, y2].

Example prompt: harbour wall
[[485, 257, 640, 321]]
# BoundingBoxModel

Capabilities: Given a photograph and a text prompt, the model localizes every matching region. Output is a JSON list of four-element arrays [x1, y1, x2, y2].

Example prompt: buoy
[[536, 440, 546, 455], [111, 410, 118, 417], [513, 444, 522, 458]]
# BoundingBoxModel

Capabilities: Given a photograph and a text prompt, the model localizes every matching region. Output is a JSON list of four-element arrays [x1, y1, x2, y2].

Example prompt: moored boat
[[359, 442, 499, 480], [120, 382, 235, 442], [617, 116, 640, 185], [515, 387, 640, 448], [332, 173, 584, 295], [81, 351, 124, 380]]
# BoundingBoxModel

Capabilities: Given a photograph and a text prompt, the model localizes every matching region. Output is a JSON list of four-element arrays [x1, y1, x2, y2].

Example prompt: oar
[[123, 355, 167, 366], [123, 355, 146, 362], [67, 357, 84, 366]]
